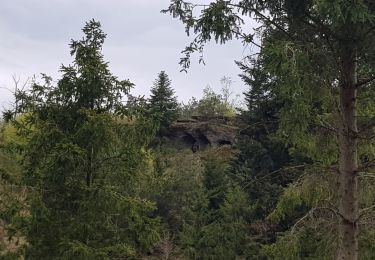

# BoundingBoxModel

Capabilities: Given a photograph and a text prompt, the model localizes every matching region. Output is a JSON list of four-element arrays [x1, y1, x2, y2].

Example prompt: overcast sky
[[0, 0, 257, 110]]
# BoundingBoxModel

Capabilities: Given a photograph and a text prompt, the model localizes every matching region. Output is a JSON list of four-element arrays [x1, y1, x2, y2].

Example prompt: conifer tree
[[12, 20, 160, 258], [164, 1, 375, 258], [179, 155, 251, 259], [149, 71, 179, 128]]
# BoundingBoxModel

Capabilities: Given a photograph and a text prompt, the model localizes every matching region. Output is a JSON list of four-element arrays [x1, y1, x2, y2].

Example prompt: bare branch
[[291, 209, 314, 234], [357, 204, 375, 223], [356, 75, 375, 88], [292, 207, 340, 234]]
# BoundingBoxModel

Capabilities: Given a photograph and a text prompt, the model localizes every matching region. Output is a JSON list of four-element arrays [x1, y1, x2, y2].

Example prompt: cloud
[[0, 0, 254, 109]]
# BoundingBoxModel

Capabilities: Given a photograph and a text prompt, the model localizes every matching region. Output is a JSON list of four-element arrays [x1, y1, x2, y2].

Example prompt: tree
[[197, 85, 235, 118], [164, 1, 375, 258], [2, 75, 30, 123], [0, 120, 27, 258], [230, 55, 299, 255], [12, 20, 160, 258], [179, 154, 251, 259], [179, 79, 238, 119], [149, 71, 179, 129]]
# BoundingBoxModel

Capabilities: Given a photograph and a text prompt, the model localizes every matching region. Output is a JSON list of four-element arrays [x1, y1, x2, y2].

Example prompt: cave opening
[[218, 139, 232, 146]]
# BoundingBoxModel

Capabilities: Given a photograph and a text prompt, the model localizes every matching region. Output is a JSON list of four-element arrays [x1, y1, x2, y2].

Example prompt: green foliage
[[360, 230, 375, 260], [229, 50, 304, 258], [148, 71, 179, 129], [0, 121, 29, 258], [178, 154, 251, 259], [8, 20, 161, 259], [234, 27, 341, 259], [180, 78, 238, 119], [164, 0, 374, 257], [162, 0, 244, 71], [1, 0, 375, 258], [196, 86, 234, 118], [261, 227, 335, 260], [153, 149, 204, 232]]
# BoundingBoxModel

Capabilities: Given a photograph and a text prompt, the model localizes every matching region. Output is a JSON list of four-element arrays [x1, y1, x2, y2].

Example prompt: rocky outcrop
[[159, 117, 238, 152]]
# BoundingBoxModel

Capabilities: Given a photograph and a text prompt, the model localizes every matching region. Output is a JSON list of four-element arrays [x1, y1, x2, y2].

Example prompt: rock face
[[160, 117, 238, 152]]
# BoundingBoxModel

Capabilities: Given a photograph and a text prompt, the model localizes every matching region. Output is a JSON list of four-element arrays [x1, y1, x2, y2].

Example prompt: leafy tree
[[149, 71, 179, 129], [179, 97, 199, 119], [164, 1, 375, 258], [0, 121, 26, 258], [180, 79, 238, 119], [197, 85, 234, 118], [11, 20, 160, 259]]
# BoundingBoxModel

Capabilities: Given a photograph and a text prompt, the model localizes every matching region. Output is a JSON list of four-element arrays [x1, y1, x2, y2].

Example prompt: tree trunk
[[336, 52, 359, 260], [86, 146, 94, 187]]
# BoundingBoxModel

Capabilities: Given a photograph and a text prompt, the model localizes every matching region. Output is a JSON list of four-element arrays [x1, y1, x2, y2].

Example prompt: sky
[[0, 0, 258, 110]]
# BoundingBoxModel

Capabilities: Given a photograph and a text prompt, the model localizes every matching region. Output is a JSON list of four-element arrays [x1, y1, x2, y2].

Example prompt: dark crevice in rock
[[153, 117, 238, 152], [218, 139, 232, 146]]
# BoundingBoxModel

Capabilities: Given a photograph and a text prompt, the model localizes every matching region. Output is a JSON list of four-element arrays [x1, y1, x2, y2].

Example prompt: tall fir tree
[[11, 20, 161, 259], [164, 1, 375, 258], [149, 71, 179, 129], [179, 154, 251, 259], [230, 54, 299, 255]]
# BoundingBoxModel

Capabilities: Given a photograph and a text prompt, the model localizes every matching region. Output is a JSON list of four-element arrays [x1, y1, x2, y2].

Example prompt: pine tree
[[179, 154, 251, 259], [12, 20, 160, 258], [229, 55, 300, 255], [149, 71, 179, 129], [165, 1, 375, 258]]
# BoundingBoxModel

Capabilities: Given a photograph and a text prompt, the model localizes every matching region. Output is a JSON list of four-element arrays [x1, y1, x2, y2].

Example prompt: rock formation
[[159, 116, 238, 152]]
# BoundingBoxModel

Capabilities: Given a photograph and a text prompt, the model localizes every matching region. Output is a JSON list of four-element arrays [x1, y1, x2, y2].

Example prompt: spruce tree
[[165, 1, 375, 258], [179, 154, 251, 259], [12, 20, 160, 258], [149, 71, 179, 128]]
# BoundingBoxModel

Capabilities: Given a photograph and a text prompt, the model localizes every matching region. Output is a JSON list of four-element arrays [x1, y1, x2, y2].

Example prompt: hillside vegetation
[[2, 1, 375, 257]]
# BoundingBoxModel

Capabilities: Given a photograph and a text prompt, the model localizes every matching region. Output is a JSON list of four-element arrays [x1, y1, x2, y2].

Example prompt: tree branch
[[291, 206, 340, 234], [356, 75, 375, 88], [357, 204, 375, 222]]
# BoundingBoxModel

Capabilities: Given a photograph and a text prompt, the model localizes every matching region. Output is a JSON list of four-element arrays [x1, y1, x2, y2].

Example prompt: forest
[[1, 0, 375, 259]]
